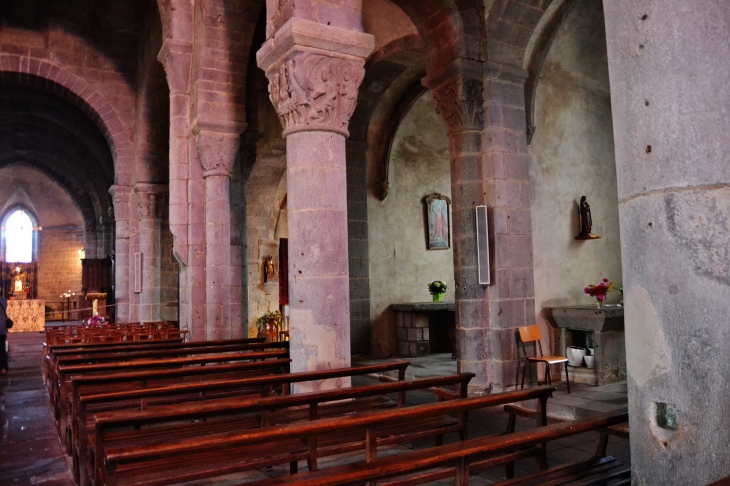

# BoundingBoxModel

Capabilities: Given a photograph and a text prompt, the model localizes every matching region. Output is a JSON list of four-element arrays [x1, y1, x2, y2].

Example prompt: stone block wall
[[36, 227, 84, 305], [160, 220, 179, 322], [346, 140, 371, 356]]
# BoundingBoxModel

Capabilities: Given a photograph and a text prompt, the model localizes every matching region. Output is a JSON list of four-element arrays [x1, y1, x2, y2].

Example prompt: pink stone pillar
[[109, 185, 132, 323], [134, 184, 167, 323], [257, 18, 373, 388], [158, 40, 195, 335], [197, 130, 239, 340]]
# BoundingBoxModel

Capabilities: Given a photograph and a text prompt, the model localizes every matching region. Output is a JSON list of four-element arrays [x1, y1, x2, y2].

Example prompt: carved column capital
[[430, 76, 485, 134], [264, 52, 366, 137], [196, 130, 240, 178], [256, 18, 374, 138], [109, 185, 132, 221], [134, 184, 168, 220]]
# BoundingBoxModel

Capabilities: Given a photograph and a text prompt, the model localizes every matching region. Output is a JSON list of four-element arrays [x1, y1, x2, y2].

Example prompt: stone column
[[109, 185, 132, 324], [158, 39, 198, 336], [425, 63, 491, 389], [257, 18, 373, 387], [425, 59, 535, 393], [603, 1, 730, 483], [197, 131, 239, 340], [134, 184, 167, 323]]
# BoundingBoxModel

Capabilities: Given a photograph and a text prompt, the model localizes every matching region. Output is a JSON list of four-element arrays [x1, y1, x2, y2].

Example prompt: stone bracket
[[157, 39, 193, 95]]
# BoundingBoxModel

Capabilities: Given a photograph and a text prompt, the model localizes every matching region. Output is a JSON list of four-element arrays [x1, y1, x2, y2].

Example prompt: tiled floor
[[1, 332, 74, 486], [1, 337, 630, 485]]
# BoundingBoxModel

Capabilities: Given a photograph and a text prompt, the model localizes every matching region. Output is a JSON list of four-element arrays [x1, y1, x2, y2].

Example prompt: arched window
[[2, 208, 38, 263], [5, 209, 33, 262]]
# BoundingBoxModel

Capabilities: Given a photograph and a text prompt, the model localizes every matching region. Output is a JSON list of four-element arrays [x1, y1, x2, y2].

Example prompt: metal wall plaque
[[475, 206, 490, 285], [134, 253, 142, 293]]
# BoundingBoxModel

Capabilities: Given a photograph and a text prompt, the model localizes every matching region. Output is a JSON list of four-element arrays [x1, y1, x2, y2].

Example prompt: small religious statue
[[575, 196, 601, 240], [264, 255, 276, 283], [10, 266, 28, 300]]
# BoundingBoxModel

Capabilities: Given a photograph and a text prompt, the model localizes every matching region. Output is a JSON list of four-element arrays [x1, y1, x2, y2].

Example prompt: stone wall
[[368, 91, 454, 357], [36, 227, 84, 306], [528, 0, 622, 354]]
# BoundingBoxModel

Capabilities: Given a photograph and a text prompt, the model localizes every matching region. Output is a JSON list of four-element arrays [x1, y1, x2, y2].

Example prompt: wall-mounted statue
[[264, 255, 276, 283], [575, 196, 601, 240]]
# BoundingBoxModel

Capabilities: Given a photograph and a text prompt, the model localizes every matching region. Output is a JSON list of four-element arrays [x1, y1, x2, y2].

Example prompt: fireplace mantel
[[544, 305, 624, 332]]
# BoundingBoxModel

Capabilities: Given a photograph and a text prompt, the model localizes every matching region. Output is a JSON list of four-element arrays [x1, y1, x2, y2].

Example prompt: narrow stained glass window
[[5, 209, 33, 263]]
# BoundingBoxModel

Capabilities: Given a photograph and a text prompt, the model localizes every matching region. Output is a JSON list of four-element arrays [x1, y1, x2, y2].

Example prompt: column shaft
[[205, 175, 231, 339], [287, 132, 351, 388], [604, 1, 730, 482]]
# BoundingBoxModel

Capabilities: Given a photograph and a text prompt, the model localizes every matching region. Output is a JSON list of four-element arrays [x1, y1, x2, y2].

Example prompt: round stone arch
[[0, 67, 134, 184], [390, 0, 484, 72]]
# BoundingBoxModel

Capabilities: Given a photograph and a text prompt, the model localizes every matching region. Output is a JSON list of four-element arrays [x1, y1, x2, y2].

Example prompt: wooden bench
[[98, 385, 554, 486], [237, 410, 629, 486], [69, 357, 294, 469], [45, 337, 264, 386], [42, 327, 187, 383], [51, 340, 288, 418], [54, 348, 289, 449], [53, 339, 281, 390], [71, 362, 409, 486]]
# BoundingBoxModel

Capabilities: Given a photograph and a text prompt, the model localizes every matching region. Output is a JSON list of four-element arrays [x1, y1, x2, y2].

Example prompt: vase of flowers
[[584, 278, 614, 309], [428, 281, 448, 302], [83, 313, 104, 327], [256, 310, 281, 342]]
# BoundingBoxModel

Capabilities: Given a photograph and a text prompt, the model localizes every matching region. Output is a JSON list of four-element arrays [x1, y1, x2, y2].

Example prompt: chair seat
[[527, 356, 568, 365]]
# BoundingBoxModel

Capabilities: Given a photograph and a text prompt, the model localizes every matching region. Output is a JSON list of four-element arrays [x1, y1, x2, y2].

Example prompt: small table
[[390, 302, 455, 357]]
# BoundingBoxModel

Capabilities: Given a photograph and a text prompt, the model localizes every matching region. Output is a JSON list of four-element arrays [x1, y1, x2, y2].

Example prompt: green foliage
[[256, 310, 281, 333], [427, 280, 448, 296]]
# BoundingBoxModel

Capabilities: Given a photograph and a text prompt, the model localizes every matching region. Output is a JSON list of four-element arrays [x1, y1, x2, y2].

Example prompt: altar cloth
[[7, 299, 46, 332]]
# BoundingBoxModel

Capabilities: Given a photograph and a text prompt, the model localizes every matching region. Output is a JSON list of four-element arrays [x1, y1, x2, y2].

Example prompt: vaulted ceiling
[[0, 82, 114, 226]]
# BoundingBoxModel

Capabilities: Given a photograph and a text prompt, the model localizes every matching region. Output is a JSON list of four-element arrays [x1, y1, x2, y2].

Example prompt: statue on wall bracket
[[575, 196, 602, 240]]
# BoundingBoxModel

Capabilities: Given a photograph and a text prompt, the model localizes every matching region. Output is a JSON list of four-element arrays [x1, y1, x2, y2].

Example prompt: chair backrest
[[518, 325, 543, 358], [518, 325, 541, 343]]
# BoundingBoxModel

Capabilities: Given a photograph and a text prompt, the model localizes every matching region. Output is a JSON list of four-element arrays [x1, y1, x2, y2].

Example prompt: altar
[[390, 302, 455, 357], [7, 299, 46, 332]]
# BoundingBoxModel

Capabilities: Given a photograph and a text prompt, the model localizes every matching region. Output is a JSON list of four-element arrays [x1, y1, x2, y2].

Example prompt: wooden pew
[[237, 411, 629, 486], [51, 340, 288, 420], [69, 359, 293, 463], [54, 348, 289, 451], [71, 362, 408, 486], [45, 338, 182, 385], [97, 384, 554, 486], [45, 337, 265, 385], [53, 340, 281, 389]]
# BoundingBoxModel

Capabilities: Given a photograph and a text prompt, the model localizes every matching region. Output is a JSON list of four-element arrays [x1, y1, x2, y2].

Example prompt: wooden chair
[[518, 325, 571, 394]]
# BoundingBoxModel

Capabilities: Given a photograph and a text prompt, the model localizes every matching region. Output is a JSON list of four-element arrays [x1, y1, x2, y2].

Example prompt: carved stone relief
[[431, 77, 485, 134], [266, 52, 365, 136], [196, 130, 240, 177], [135, 190, 166, 220], [109, 186, 131, 221]]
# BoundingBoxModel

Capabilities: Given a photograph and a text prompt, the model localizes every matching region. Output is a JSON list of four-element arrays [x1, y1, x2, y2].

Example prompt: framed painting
[[424, 193, 451, 250]]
